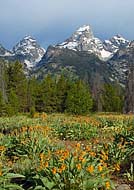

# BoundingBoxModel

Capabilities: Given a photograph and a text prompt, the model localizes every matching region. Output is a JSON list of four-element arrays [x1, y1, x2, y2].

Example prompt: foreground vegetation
[[0, 113, 134, 189]]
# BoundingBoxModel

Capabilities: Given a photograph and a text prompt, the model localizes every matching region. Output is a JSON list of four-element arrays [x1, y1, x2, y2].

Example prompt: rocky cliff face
[[35, 45, 113, 84], [107, 41, 134, 85], [0, 44, 12, 57]]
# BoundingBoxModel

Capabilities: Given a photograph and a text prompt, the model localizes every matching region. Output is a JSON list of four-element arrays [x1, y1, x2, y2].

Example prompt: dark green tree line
[[0, 60, 126, 116]]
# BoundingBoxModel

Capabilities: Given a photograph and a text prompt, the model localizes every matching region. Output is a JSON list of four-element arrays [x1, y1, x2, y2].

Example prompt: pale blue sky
[[0, 0, 133, 50]]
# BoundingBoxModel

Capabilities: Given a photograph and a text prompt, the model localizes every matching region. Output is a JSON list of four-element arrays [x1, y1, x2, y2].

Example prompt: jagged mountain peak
[[75, 25, 94, 37], [72, 25, 94, 41], [12, 35, 46, 69], [20, 35, 39, 45], [57, 24, 113, 60], [57, 24, 94, 49], [110, 34, 129, 46], [12, 35, 43, 53], [23, 35, 36, 40], [104, 34, 129, 53], [76, 25, 91, 32]]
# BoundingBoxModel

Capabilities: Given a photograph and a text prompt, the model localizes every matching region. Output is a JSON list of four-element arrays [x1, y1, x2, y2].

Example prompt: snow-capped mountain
[[56, 25, 112, 61], [0, 44, 12, 57], [56, 25, 129, 61], [12, 36, 46, 68], [104, 35, 129, 53], [57, 25, 94, 51], [0, 24, 132, 85]]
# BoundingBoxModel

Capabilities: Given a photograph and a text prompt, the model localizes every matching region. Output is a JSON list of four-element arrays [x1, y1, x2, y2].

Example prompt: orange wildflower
[[52, 167, 57, 175]]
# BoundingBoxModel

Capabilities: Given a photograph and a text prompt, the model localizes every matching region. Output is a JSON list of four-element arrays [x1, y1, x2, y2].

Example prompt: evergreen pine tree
[[35, 75, 57, 113], [56, 75, 68, 112], [6, 89, 19, 116], [102, 84, 124, 112], [65, 80, 93, 115], [26, 77, 37, 112], [6, 61, 27, 112], [0, 91, 6, 116], [0, 59, 7, 102]]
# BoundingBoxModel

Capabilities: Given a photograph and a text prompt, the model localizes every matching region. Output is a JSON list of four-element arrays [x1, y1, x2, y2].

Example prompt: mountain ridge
[[0, 24, 133, 86]]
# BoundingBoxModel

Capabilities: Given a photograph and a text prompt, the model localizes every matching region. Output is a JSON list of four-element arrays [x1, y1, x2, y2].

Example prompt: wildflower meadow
[[0, 113, 134, 189]]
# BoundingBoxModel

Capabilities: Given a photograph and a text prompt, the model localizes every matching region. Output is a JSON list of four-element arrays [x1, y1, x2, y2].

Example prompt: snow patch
[[24, 60, 34, 69], [0, 52, 13, 56], [100, 49, 113, 61], [77, 25, 91, 32], [58, 41, 78, 50]]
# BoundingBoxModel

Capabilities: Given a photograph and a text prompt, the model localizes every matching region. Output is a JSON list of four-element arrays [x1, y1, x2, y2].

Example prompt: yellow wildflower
[[58, 164, 66, 173], [100, 151, 108, 161], [87, 165, 94, 174], [82, 158, 86, 163], [85, 145, 91, 152], [98, 165, 103, 172], [44, 162, 49, 168], [0, 170, 2, 176], [105, 181, 110, 189], [76, 143, 81, 149], [40, 153, 44, 160], [76, 163, 81, 170], [114, 163, 120, 171], [0, 146, 6, 152], [89, 151, 96, 157]]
